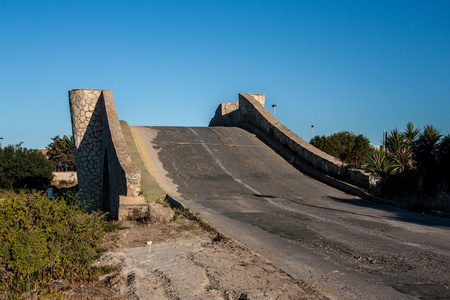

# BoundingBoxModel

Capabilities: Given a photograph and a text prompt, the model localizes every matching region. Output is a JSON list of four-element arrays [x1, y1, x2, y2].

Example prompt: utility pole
[[311, 125, 314, 139], [271, 104, 277, 118], [0, 137, 3, 149]]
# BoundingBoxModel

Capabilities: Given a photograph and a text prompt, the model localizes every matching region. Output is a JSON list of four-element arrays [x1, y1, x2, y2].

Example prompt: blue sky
[[1, 0, 449, 149]]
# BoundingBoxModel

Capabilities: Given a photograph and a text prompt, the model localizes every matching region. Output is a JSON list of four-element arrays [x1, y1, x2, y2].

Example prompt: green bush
[[310, 131, 371, 167], [0, 190, 110, 297], [0, 144, 54, 190]]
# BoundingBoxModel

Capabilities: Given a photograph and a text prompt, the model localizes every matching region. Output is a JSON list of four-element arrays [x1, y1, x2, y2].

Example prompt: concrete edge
[[240, 122, 374, 199]]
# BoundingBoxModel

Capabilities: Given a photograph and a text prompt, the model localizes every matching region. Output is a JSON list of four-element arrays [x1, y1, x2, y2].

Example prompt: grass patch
[[119, 120, 165, 203]]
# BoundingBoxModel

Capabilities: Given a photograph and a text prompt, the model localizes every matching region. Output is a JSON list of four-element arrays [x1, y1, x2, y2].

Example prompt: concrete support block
[[118, 205, 149, 221], [119, 195, 146, 205]]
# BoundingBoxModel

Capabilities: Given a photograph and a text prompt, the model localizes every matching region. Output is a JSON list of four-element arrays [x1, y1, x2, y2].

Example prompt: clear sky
[[1, 0, 449, 149]]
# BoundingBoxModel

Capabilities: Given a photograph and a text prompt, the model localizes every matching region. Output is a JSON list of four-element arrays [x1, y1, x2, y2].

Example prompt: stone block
[[149, 202, 175, 223], [119, 195, 146, 205], [118, 205, 149, 221]]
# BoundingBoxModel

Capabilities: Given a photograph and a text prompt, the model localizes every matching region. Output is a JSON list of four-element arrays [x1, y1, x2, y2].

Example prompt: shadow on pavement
[[327, 196, 450, 229]]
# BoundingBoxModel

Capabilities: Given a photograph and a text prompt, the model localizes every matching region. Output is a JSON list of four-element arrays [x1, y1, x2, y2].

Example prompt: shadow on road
[[327, 196, 450, 229]]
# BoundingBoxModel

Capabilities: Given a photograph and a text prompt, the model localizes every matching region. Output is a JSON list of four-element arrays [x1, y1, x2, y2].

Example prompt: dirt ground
[[64, 213, 328, 300]]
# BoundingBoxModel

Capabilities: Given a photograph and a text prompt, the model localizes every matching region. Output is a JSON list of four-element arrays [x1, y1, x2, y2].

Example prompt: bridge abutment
[[69, 89, 145, 219]]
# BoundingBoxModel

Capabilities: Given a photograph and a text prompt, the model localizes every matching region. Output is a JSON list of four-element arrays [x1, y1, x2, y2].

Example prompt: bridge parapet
[[69, 89, 144, 219], [209, 101, 240, 126], [210, 93, 379, 194]]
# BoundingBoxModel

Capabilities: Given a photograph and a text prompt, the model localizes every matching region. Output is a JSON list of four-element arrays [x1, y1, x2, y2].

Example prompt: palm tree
[[416, 125, 442, 165], [415, 124, 443, 189], [365, 148, 393, 180], [386, 129, 414, 173], [404, 122, 420, 148]]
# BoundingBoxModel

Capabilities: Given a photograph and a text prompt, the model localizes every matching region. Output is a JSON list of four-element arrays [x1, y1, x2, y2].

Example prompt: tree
[[0, 143, 54, 189], [415, 125, 443, 190], [353, 134, 372, 167], [310, 131, 371, 167], [46, 135, 76, 171], [310, 135, 333, 155], [416, 125, 442, 166], [404, 122, 420, 149]]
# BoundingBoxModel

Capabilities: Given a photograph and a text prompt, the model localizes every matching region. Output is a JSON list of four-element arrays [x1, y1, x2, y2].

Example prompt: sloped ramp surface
[[133, 126, 450, 300]]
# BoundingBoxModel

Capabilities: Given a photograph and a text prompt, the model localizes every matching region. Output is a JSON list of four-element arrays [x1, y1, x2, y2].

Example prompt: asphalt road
[[133, 126, 450, 299]]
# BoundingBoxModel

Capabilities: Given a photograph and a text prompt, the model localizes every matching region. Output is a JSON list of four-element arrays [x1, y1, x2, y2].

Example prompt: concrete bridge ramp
[[69, 89, 450, 299], [132, 125, 450, 300]]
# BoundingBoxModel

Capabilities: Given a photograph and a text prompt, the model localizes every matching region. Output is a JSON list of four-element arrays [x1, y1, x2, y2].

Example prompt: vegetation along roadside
[[311, 123, 450, 214]]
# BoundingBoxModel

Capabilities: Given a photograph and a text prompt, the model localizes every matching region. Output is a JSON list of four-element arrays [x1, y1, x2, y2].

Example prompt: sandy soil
[[64, 215, 327, 299]]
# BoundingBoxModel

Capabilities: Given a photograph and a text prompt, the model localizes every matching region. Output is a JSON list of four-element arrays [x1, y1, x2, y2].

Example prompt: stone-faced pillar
[[69, 89, 104, 208]]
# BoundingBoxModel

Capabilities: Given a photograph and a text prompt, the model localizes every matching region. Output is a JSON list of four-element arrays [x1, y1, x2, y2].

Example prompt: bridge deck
[[133, 125, 450, 300]]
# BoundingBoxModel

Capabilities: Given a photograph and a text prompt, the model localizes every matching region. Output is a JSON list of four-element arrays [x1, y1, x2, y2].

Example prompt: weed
[[173, 208, 220, 234], [212, 233, 228, 243], [103, 220, 125, 232]]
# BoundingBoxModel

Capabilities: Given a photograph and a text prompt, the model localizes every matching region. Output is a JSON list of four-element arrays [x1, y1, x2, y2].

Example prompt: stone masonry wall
[[209, 93, 378, 192], [238, 93, 345, 176], [69, 89, 103, 205], [69, 89, 143, 218]]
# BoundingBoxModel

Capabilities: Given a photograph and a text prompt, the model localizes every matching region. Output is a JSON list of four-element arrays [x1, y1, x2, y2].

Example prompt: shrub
[[55, 188, 93, 212], [0, 190, 109, 296], [0, 143, 54, 190]]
